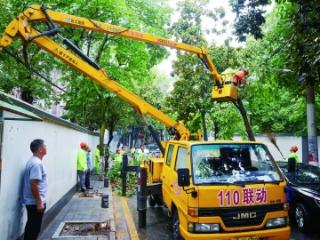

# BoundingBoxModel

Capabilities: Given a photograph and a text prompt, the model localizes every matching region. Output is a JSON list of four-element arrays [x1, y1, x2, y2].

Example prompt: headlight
[[188, 223, 220, 233], [266, 217, 288, 228]]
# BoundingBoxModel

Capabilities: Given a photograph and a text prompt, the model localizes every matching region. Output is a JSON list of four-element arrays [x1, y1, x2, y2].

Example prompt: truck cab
[[160, 140, 290, 240]]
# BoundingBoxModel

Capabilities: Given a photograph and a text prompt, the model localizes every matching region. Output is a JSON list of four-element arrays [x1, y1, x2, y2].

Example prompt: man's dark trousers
[[24, 205, 45, 240], [85, 170, 91, 189]]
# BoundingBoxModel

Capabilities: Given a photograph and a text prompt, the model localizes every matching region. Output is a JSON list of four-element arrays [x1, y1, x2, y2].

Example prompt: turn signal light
[[188, 207, 198, 217]]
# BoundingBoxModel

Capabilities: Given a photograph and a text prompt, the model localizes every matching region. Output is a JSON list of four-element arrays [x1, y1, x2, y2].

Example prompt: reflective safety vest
[[77, 148, 87, 171], [95, 148, 100, 173], [289, 152, 299, 162], [135, 149, 149, 164], [130, 148, 135, 154], [113, 153, 122, 164]]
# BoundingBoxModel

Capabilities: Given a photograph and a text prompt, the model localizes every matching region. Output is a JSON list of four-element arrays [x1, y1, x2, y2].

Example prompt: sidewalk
[[39, 177, 116, 240]]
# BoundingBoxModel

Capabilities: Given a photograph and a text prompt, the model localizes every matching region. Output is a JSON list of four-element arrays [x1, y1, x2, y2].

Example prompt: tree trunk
[[213, 119, 219, 140], [306, 78, 318, 164], [21, 89, 34, 104], [99, 122, 108, 174], [129, 127, 133, 148], [233, 98, 255, 141], [201, 110, 208, 140], [99, 122, 106, 156], [107, 123, 114, 146]]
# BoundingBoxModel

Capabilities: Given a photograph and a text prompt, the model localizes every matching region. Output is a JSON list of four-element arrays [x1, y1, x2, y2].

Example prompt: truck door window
[[166, 144, 174, 166], [175, 147, 187, 171]]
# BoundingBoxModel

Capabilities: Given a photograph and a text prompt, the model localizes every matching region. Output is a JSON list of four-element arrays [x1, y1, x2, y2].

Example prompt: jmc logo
[[233, 212, 257, 220]]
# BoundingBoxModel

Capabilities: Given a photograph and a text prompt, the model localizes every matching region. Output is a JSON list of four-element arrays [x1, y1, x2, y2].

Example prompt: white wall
[[232, 135, 304, 162], [254, 136, 302, 161], [0, 111, 99, 240]]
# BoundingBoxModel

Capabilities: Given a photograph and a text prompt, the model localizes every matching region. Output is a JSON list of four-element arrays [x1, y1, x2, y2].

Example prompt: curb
[[107, 181, 116, 240]]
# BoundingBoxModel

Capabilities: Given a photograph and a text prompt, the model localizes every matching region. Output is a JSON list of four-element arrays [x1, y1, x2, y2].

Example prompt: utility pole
[[306, 77, 318, 165], [233, 98, 255, 141]]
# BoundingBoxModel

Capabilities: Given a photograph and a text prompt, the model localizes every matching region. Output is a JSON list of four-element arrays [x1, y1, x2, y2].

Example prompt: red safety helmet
[[290, 145, 298, 152], [80, 142, 87, 148]]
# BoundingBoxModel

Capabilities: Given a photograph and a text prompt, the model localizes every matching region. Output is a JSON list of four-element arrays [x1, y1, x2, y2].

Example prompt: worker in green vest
[[77, 142, 88, 192], [135, 145, 149, 165], [112, 148, 122, 165], [288, 145, 300, 162], [94, 145, 101, 175]]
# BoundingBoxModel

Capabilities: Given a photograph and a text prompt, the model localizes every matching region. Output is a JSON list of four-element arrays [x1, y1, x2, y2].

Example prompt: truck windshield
[[191, 144, 283, 185]]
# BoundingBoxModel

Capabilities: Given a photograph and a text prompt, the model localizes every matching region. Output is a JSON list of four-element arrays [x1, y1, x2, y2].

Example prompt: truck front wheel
[[295, 203, 310, 232], [172, 210, 183, 240]]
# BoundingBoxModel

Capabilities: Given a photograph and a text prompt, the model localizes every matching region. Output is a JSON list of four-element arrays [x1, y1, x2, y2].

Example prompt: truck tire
[[172, 210, 183, 240], [148, 195, 156, 207], [294, 203, 310, 232]]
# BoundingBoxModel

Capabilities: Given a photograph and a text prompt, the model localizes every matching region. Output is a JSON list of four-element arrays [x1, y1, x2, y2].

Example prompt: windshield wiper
[[201, 182, 247, 187], [263, 180, 282, 185], [198, 180, 282, 186]]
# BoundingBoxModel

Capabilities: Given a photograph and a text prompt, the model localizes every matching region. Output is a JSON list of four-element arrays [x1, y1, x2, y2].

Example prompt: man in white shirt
[[21, 139, 48, 240]]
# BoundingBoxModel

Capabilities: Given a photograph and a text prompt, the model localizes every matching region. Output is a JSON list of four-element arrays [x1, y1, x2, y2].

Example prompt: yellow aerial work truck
[[144, 140, 290, 240], [0, 5, 290, 240]]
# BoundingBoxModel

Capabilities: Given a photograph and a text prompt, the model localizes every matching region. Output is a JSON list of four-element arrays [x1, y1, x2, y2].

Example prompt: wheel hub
[[295, 206, 304, 228]]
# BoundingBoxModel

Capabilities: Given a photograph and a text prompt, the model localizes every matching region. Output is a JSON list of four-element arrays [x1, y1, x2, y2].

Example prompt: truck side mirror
[[288, 157, 296, 173], [177, 168, 190, 187]]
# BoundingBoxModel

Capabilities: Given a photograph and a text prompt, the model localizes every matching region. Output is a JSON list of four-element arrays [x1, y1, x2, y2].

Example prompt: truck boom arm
[[0, 5, 236, 140]]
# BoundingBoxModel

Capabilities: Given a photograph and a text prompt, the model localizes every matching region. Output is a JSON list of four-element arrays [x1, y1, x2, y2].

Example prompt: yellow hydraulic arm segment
[[0, 5, 237, 140]]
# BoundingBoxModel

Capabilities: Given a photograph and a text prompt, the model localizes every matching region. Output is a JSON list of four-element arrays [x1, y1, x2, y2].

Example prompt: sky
[[156, 0, 238, 90], [168, 0, 238, 46]]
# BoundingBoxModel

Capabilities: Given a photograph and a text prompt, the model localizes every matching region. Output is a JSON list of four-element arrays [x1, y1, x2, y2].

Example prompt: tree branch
[[87, 31, 93, 57], [95, 35, 110, 63]]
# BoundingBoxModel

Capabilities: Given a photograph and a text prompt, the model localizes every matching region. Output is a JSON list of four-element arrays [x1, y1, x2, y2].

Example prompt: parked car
[[277, 161, 320, 232]]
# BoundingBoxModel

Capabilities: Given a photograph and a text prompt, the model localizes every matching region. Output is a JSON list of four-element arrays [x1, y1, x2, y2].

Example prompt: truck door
[[161, 143, 176, 207], [171, 146, 189, 210]]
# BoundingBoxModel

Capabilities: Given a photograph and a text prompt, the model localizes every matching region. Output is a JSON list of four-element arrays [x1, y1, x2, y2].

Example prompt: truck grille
[[198, 204, 283, 228]]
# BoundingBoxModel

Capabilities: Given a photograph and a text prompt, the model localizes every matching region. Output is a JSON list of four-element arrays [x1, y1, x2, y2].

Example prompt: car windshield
[[191, 144, 282, 185]]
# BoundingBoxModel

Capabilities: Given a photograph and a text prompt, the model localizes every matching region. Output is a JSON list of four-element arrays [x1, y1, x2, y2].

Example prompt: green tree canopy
[[230, 0, 270, 41], [0, 0, 172, 146]]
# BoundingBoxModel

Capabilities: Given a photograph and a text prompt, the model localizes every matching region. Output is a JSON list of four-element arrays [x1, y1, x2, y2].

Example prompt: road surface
[[117, 194, 320, 240]]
